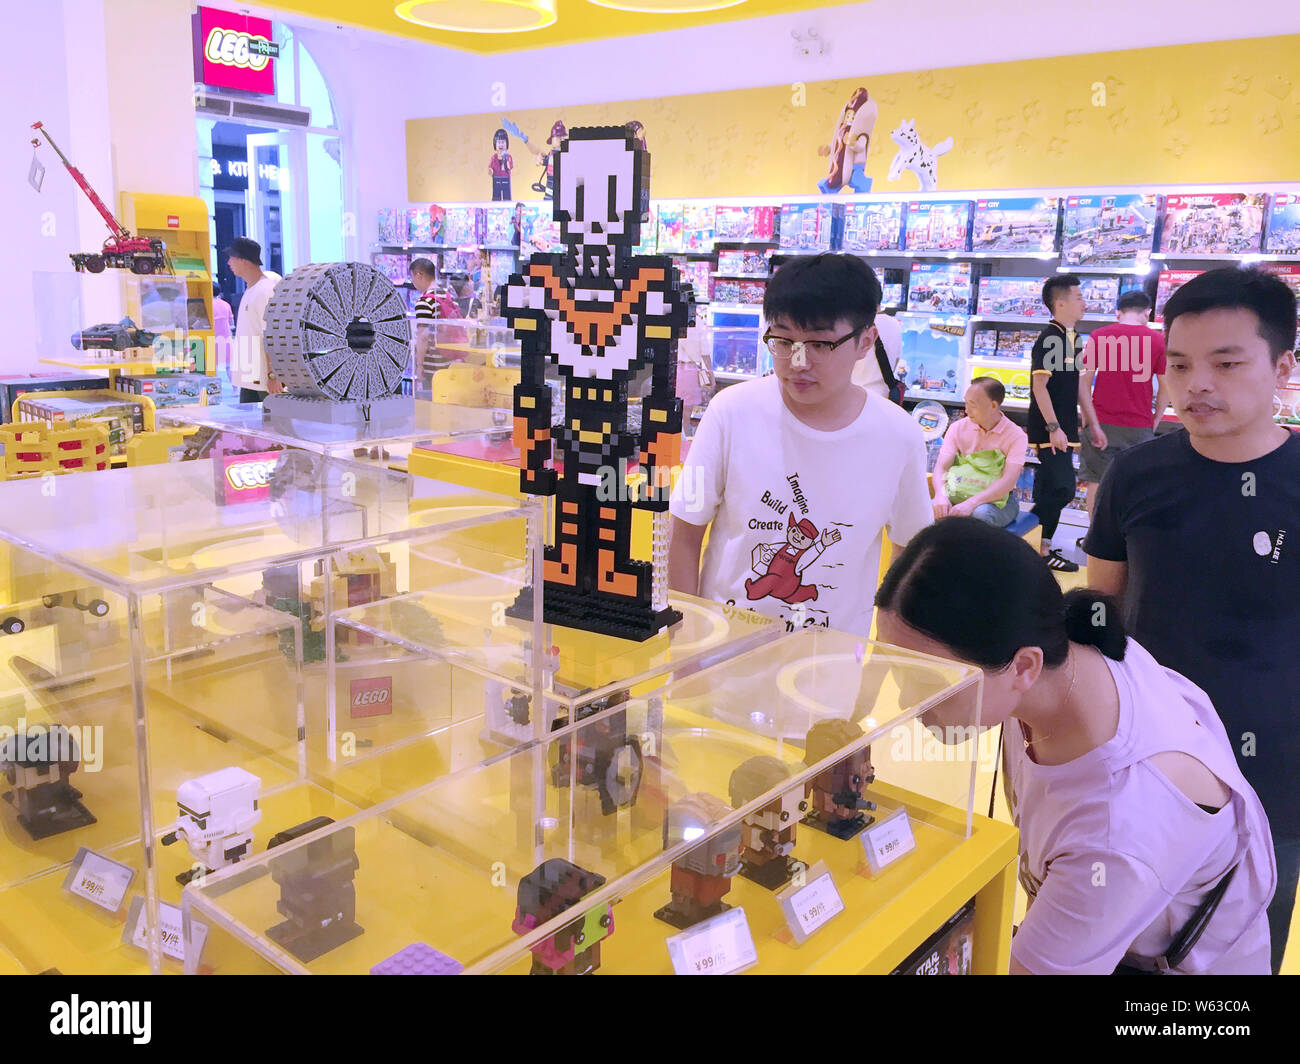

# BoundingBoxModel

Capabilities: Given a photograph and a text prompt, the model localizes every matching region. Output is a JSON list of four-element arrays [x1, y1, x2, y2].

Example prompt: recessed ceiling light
[[394, 0, 557, 34]]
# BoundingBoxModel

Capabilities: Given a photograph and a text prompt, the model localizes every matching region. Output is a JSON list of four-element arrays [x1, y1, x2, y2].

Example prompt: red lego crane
[[31, 121, 169, 276]]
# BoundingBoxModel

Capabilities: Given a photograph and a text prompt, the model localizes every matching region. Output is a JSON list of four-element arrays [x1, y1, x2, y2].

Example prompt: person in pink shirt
[[212, 283, 233, 382], [932, 377, 1029, 528], [876, 518, 1276, 975]]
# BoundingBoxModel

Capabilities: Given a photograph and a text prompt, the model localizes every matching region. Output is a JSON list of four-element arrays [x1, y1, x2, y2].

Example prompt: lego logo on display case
[[350, 677, 393, 719], [195, 7, 277, 94], [217, 451, 280, 504]]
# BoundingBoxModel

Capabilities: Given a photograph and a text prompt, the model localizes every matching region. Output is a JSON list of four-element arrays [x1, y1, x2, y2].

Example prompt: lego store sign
[[217, 451, 280, 505], [350, 676, 394, 719], [196, 7, 278, 95]]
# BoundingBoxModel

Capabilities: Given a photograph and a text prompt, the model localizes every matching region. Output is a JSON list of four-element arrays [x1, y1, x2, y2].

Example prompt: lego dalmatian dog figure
[[887, 119, 953, 193], [503, 127, 693, 642], [161, 767, 261, 885]]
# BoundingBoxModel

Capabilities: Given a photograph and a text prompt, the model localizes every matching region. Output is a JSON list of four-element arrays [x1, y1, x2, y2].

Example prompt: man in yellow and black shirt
[[1028, 274, 1087, 572]]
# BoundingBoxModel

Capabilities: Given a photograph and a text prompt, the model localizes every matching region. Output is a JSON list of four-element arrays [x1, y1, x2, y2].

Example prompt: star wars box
[[891, 899, 975, 975], [407, 204, 446, 246], [1265, 193, 1300, 255], [779, 202, 845, 252], [714, 204, 776, 242], [378, 207, 409, 245], [441, 206, 484, 247], [1154, 269, 1205, 322], [371, 252, 411, 284], [904, 200, 973, 252], [484, 204, 518, 248], [1062, 194, 1159, 267], [977, 276, 1051, 318], [1159, 193, 1266, 255], [842, 201, 905, 252], [907, 262, 973, 314], [0, 376, 105, 423], [114, 373, 223, 407], [971, 197, 1061, 252]]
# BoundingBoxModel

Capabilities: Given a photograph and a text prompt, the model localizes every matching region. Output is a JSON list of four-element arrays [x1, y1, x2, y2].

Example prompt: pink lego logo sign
[[197, 7, 276, 94], [219, 451, 279, 504], [350, 676, 393, 719]]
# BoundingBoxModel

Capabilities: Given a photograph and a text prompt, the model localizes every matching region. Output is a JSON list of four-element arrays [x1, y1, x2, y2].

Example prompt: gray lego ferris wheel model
[[262, 261, 413, 424]]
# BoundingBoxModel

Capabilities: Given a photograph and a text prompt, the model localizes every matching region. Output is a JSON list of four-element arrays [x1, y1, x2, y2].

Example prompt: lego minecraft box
[[842, 201, 904, 252], [714, 204, 776, 242], [1062, 194, 1159, 267], [779, 202, 844, 251], [1154, 269, 1205, 322], [1159, 193, 1266, 255], [976, 276, 1051, 318], [1266, 194, 1300, 255], [971, 197, 1060, 252], [904, 200, 973, 252], [907, 262, 973, 314]]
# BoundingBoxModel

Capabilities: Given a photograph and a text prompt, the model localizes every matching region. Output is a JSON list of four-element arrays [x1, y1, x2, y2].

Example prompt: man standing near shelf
[[1086, 268, 1299, 973], [226, 237, 283, 404], [1027, 274, 1087, 572], [1077, 290, 1169, 528]]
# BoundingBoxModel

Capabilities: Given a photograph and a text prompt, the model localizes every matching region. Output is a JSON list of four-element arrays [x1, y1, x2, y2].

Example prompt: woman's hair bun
[[1062, 589, 1127, 661]]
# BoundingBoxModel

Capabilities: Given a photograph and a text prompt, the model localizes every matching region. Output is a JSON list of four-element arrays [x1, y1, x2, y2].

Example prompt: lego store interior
[[0, 0, 1295, 983]]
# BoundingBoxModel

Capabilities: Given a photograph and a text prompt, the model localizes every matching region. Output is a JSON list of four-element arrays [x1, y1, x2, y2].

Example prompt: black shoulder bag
[[1113, 864, 1239, 974], [876, 336, 904, 406]]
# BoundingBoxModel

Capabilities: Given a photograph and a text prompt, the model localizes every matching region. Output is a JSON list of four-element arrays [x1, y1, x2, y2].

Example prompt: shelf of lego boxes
[[0, 454, 545, 973], [184, 627, 1017, 976]]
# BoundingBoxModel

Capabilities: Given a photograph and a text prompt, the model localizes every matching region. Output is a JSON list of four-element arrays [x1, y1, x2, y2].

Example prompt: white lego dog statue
[[887, 120, 953, 192]]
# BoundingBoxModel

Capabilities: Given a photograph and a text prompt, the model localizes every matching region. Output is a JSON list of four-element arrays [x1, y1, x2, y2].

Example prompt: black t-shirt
[[1084, 428, 1300, 836], [1027, 321, 1085, 446]]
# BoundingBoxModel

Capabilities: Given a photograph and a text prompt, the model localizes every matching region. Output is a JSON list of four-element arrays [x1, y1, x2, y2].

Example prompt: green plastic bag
[[945, 448, 1010, 507]]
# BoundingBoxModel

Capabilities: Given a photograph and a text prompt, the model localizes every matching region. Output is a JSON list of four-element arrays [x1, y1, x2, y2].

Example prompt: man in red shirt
[[1078, 290, 1169, 520]]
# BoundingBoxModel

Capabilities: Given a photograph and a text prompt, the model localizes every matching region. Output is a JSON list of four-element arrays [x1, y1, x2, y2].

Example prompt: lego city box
[[1159, 193, 1266, 255], [778, 202, 845, 252], [842, 200, 905, 252], [904, 200, 973, 252], [907, 262, 973, 315], [714, 204, 776, 242], [971, 197, 1060, 252], [1265, 193, 1300, 256], [1062, 193, 1159, 268], [976, 276, 1051, 318]]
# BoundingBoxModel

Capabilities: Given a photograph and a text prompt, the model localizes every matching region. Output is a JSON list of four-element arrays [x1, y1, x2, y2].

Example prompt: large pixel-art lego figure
[[503, 126, 692, 642]]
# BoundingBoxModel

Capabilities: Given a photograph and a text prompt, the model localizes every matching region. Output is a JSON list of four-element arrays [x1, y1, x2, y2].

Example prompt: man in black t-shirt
[[1085, 268, 1300, 973], [1028, 275, 1088, 572]]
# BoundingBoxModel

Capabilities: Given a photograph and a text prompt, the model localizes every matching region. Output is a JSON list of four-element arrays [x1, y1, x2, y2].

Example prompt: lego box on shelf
[[114, 374, 222, 407], [1062, 194, 1159, 267], [994, 329, 1041, 360], [711, 277, 766, 305], [897, 314, 965, 399], [484, 204, 518, 248], [1080, 275, 1122, 315], [677, 259, 714, 301], [842, 201, 904, 252], [378, 207, 409, 245], [0, 376, 105, 422], [881, 281, 906, 309], [892, 899, 975, 975], [1265, 194, 1300, 255], [907, 262, 973, 314], [519, 203, 562, 253], [682, 203, 716, 252], [371, 253, 411, 285], [716, 249, 769, 276], [407, 204, 446, 246], [972, 328, 999, 359], [441, 207, 484, 248], [971, 197, 1060, 252], [904, 200, 973, 252], [656, 201, 687, 253], [976, 276, 1051, 318], [1159, 193, 1266, 255], [714, 204, 776, 242], [1154, 269, 1205, 322], [779, 202, 844, 252], [17, 395, 144, 456], [1262, 263, 1300, 321], [970, 361, 1032, 403]]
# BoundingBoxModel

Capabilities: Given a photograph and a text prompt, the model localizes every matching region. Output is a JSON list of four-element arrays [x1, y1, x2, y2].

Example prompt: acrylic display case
[[182, 627, 1016, 976], [0, 456, 544, 974]]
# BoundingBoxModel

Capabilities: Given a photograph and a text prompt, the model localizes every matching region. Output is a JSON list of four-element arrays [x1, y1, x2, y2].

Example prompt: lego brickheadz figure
[[503, 126, 693, 641], [161, 767, 261, 885], [729, 755, 808, 891], [802, 718, 877, 840], [655, 792, 743, 929], [512, 858, 613, 975]]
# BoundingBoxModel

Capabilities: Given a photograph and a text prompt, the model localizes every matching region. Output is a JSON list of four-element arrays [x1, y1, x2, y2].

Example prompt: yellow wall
[[408, 35, 1300, 201]]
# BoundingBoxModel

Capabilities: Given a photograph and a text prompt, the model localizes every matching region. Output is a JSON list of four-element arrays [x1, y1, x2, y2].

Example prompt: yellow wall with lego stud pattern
[[407, 34, 1300, 200]]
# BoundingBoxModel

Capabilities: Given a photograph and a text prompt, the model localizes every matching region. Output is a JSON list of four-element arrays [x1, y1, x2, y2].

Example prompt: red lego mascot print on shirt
[[745, 511, 843, 605]]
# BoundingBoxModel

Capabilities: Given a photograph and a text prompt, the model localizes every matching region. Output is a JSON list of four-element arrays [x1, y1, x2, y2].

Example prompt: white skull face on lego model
[[554, 135, 640, 258]]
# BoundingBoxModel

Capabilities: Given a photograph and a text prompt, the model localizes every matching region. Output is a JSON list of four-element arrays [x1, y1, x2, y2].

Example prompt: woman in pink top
[[875, 518, 1276, 974]]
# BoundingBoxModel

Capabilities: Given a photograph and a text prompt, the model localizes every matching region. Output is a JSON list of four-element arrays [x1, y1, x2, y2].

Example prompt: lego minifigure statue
[[728, 756, 808, 891], [512, 858, 613, 975], [161, 767, 261, 885], [265, 816, 363, 962], [654, 792, 742, 929], [802, 718, 877, 840], [550, 689, 642, 815], [503, 125, 693, 642], [489, 128, 513, 201], [0, 724, 96, 840]]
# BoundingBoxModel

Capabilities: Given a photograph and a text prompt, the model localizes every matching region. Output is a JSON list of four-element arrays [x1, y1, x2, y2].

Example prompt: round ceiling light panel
[[394, 0, 558, 33]]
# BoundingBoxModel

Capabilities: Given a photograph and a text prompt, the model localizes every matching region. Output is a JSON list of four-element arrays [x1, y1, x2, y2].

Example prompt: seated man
[[932, 377, 1028, 528]]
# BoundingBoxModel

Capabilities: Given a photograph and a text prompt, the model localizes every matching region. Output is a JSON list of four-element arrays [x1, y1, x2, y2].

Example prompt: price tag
[[62, 848, 135, 914], [666, 906, 758, 975], [777, 861, 844, 945], [862, 807, 917, 874], [122, 897, 208, 965]]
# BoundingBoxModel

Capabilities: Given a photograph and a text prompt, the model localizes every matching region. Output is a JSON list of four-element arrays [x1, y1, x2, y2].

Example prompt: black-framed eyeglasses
[[763, 327, 864, 365]]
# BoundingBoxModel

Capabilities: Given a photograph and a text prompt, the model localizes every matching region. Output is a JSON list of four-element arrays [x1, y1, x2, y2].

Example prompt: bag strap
[[875, 336, 899, 391], [1153, 863, 1239, 971]]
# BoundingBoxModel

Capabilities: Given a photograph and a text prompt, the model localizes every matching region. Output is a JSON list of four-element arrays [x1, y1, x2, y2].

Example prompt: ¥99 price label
[[778, 863, 845, 945], [667, 907, 758, 976]]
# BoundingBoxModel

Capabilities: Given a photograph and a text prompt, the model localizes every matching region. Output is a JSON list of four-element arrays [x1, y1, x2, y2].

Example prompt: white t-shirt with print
[[670, 375, 933, 637]]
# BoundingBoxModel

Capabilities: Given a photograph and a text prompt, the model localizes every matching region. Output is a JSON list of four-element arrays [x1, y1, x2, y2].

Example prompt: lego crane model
[[31, 121, 170, 276]]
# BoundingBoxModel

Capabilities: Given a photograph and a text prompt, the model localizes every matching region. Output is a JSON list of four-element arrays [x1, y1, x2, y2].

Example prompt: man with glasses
[[668, 254, 932, 636]]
